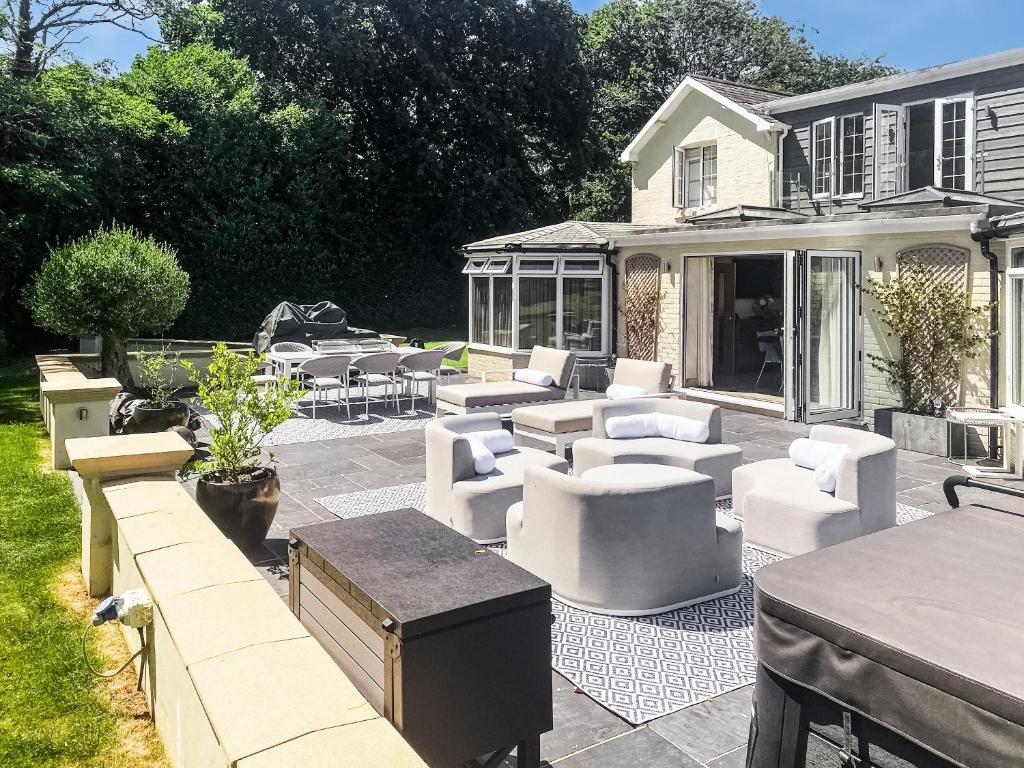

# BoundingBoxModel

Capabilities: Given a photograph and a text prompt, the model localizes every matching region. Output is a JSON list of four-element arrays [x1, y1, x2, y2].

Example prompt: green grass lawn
[[0, 360, 165, 767]]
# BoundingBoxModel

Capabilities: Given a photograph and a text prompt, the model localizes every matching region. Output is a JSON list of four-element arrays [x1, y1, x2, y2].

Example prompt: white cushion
[[464, 435, 496, 475], [513, 368, 554, 387], [605, 413, 659, 439], [788, 438, 851, 493], [606, 384, 648, 400], [466, 428, 513, 456], [655, 413, 709, 444]]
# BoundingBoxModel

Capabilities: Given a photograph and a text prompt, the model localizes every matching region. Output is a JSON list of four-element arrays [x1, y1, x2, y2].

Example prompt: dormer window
[[674, 144, 717, 208]]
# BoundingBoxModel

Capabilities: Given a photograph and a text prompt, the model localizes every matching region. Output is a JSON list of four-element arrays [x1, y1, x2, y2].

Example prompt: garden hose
[[82, 624, 147, 691]]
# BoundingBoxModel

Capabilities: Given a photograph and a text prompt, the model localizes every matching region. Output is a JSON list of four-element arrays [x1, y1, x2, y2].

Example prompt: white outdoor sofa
[[434, 346, 577, 417], [510, 358, 674, 458], [507, 464, 742, 616], [732, 425, 897, 557], [424, 413, 569, 543], [572, 399, 742, 496]]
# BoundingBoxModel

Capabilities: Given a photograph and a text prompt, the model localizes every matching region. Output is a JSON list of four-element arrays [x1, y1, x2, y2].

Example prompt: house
[[461, 47, 1024, 428]]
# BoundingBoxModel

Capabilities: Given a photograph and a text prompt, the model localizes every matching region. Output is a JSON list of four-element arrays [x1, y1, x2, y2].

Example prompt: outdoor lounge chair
[[507, 464, 742, 616], [511, 358, 674, 458], [572, 399, 742, 496], [425, 413, 569, 543], [731, 425, 896, 557], [434, 346, 577, 417]]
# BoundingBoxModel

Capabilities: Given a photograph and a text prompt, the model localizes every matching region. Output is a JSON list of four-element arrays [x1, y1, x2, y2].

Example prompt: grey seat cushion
[[451, 448, 569, 542], [527, 346, 576, 390], [436, 381, 564, 408], [511, 399, 603, 433], [572, 436, 743, 496]]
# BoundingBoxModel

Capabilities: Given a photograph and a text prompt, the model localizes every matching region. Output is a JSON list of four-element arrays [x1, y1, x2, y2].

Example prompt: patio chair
[[433, 341, 468, 383], [434, 346, 578, 417], [506, 464, 742, 615], [270, 342, 313, 353], [398, 349, 445, 413], [572, 399, 742, 496], [296, 355, 353, 419], [511, 358, 674, 458], [425, 413, 569, 543], [732, 425, 896, 556], [351, 351, 401, 418]]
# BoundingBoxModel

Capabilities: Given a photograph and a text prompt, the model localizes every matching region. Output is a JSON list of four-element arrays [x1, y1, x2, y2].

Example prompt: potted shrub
[[865, 259, 990, 455], [27, 224, 190, 388], [123, 348, 191, 434], [184, 343, 302, 551]]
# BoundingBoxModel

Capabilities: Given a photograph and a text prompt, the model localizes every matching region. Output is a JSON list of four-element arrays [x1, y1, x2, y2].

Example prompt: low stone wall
[[67, 339, 252, 387], [66, 432, 427, 768]]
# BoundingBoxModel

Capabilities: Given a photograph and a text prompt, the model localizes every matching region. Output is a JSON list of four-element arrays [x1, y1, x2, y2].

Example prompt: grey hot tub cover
[[252, 301, 378, 353]]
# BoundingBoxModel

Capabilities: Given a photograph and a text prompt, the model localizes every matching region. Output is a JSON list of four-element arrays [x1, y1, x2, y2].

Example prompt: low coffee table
[[289, 508, 552, 768]]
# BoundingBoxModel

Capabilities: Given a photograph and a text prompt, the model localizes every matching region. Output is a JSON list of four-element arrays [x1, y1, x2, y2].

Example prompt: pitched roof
[[620, 76, 788, 162], [858, 186, 1024, 215], [462, 221, 656, 253]]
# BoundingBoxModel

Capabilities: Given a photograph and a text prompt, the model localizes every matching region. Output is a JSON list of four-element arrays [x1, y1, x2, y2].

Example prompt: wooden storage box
[[289, 508, 552, 768]]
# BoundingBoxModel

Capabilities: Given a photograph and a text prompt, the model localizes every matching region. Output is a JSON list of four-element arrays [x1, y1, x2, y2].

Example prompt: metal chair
[[351, 352, 402, 418], [434, 341, 467, 383], [755, 332, 783, 391], [296, 355, 353, 419], [270, 342, 313, 353], [398, 349, 445, 412]]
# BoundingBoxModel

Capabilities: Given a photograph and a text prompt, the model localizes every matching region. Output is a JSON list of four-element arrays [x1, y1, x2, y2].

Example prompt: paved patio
[[205, 409, 1024, 767]]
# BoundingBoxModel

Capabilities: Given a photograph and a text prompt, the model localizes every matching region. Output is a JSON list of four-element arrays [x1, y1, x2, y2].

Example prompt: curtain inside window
[[684, 257, 714, 387], [519, 277, 556, 349], [471, 276, 490, 344], [562, 278, 602, 351], [493, 278, 513, 348], [808, 258, 849, 411]]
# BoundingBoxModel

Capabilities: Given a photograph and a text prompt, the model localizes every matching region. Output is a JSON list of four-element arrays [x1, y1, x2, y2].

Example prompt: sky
[[59, 0, 1024, 75]]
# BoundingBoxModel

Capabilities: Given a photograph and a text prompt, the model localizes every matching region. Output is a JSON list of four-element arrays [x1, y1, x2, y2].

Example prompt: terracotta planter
[[196, 467, 281, 552], [123, 401, 190, 434]]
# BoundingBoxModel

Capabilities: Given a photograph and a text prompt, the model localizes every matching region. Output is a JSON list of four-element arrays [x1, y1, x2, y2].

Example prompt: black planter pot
[[196, 468, 281, 552], [123, 401, 190, 434]]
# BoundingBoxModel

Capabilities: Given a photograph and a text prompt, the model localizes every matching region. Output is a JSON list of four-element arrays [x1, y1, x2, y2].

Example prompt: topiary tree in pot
[[27, 224, 190, 388], [864, 259, 991, 452], [184, 343, 303, 551], [123, 347, 191, 434]]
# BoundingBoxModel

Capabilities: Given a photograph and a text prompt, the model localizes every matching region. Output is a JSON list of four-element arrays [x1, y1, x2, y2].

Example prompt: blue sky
[[63, 0, 1024, 75]]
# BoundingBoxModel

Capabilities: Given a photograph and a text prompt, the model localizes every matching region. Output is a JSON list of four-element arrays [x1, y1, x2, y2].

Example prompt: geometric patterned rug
[[315, 482, 934, 724]]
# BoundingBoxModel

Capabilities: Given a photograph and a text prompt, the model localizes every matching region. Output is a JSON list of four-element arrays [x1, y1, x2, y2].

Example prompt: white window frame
[[515, 255, 559, 275], [811, 117, 836, 199], [462, 257, 487, 274], [837, 113, 865, 199], [1006, 244, 1024, 413], [560, 257, 604, 275], [482, 256, 511, 274], [934, 94, 974, 191], [673, 143, 717, 209]]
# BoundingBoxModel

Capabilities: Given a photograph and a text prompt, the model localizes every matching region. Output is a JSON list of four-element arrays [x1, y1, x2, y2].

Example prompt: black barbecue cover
[[252, 301, 377, 352]]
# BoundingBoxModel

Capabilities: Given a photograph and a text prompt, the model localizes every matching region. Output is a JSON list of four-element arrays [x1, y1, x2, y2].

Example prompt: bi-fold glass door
[[787, 249, 862, 423]]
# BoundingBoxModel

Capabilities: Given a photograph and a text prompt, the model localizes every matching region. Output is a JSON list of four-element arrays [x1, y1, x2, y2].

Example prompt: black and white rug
[[316, 482, 933, 724]]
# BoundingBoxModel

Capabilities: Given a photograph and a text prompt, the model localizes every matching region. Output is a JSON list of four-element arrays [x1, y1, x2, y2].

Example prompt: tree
[[2, 0, 158, 78], [27, 223, 190, 384], [572, 0, 896, 221]]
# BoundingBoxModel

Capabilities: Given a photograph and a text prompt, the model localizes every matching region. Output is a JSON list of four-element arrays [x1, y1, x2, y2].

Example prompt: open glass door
[[798, 250, 861, 423], [873, 104, 905, 197]]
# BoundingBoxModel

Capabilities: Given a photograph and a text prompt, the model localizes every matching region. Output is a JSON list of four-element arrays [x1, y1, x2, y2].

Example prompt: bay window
[[465, 254, 608, 355]]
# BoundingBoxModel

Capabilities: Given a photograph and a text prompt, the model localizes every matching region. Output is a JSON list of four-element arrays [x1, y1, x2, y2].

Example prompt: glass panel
[[806, 255, 856, 414], [686, 153, 701, 207], [471, 276, 490, 344], [907, 102, 934, 189], [484, 257, 511, 274], [562, 258, 603, 274], [518, 277, 556, 349], [813, 121, 833, 196], [518, 258, 556, 274], [493, 278, 513, 348], [674, 148, 685, 207], [462, 258, 486, 274], [1013, 247, 1024, 269], [1013, 277, 1024, 406], [840, 115, 864, 195], [561, 278, 603, 352], [941, 100, 968, 189], [702, 145, 717, 204]]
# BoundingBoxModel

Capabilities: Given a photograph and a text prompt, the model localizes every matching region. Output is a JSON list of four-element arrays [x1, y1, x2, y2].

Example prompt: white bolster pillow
[[467, 428, 513, 456], [605, 412, 659, 439], [606, 384, 648, 400], [789, 438, 851, 493], [655, 413, 710, 443], [463, 435, 495, 475], [813, 453, 849, 494], [513, 368, 554, 386]]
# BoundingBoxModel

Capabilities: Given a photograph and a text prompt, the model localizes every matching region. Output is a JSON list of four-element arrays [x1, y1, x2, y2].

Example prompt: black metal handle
[[943, 474, 1024, 509]]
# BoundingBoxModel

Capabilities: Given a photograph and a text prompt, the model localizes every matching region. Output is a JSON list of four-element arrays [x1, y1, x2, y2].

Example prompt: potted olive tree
[[123, 348, 191, 433], [184, 343, 302, 551], [865, 260, 990, 455], [27, 224, 190, 388]]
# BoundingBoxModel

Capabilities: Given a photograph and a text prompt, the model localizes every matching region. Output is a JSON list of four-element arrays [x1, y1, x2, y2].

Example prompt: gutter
[[970, 218, 1002, 460]]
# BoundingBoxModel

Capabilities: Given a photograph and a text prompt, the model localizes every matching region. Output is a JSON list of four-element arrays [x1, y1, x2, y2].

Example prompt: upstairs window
[[941, 99, 968, 189], [839, 114, 865, 196], [674, 144, 717, 208], [812, 118, 834, 198]]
